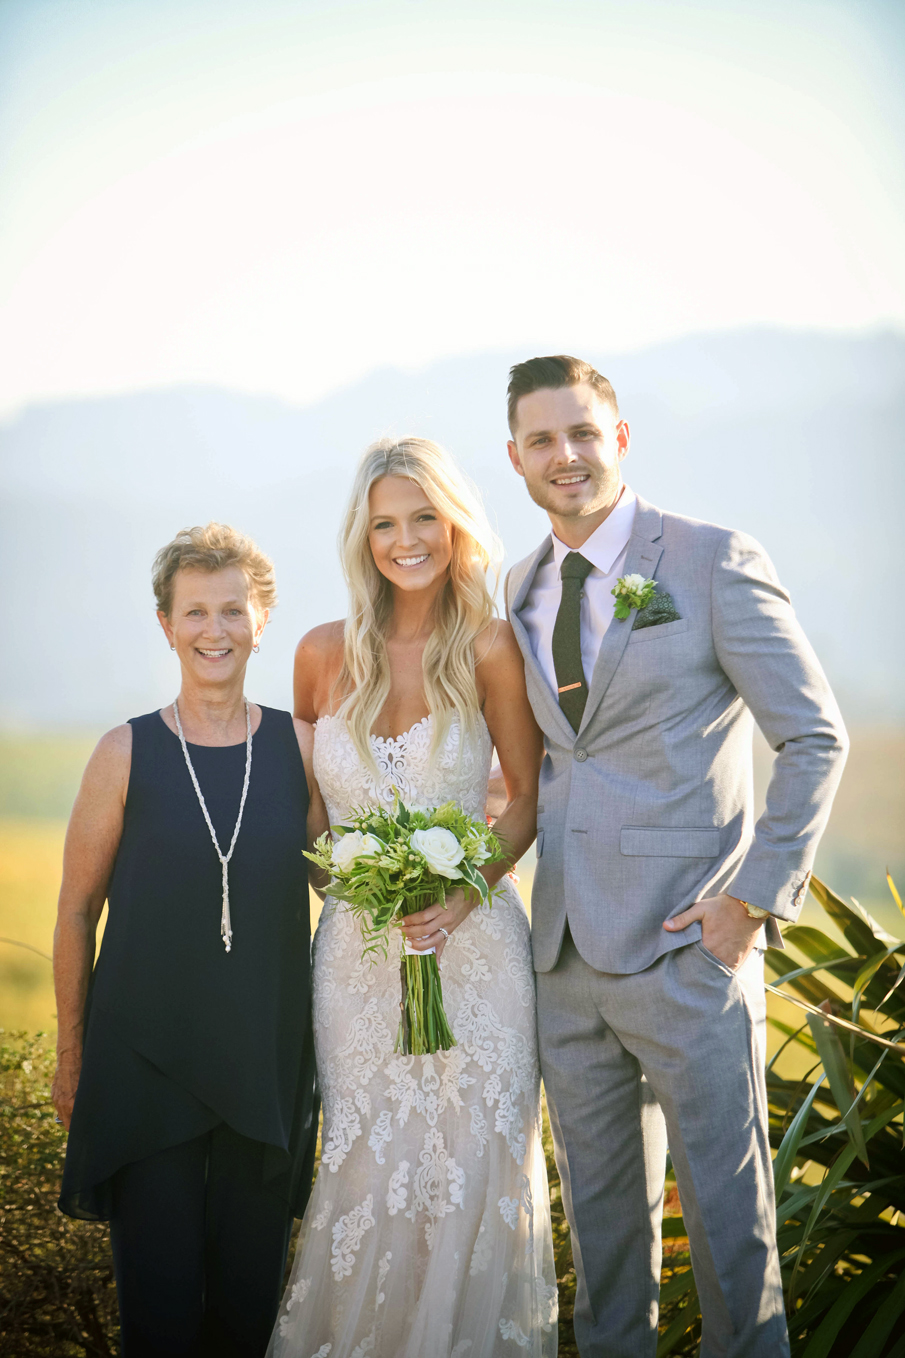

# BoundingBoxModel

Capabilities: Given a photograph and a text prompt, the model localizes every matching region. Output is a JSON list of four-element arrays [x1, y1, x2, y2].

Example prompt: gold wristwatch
[[737, 898, 770, 920]]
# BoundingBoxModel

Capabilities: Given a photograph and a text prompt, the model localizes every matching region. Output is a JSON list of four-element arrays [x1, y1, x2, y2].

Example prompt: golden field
[[0, 818, 67, 1033]]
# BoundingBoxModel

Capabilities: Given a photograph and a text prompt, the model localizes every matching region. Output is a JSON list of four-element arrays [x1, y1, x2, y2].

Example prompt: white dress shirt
[[520, 485, 638, 697]]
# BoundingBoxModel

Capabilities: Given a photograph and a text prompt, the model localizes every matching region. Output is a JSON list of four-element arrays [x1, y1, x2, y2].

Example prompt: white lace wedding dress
[[269, 713, 557, 1358]]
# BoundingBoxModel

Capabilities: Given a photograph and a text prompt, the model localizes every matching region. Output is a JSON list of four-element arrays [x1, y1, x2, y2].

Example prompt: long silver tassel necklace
[[173, 696, 253, 953]]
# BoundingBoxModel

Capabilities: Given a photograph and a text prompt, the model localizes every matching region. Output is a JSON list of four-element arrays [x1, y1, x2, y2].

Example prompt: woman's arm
[[293, 718, 331, 895], [401, 621, 543, 957], [52, 725, 131, 1128], [474, 621, 544, 880]]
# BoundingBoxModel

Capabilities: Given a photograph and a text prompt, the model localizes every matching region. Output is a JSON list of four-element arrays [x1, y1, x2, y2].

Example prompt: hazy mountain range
[[1, 328, 902, 729]]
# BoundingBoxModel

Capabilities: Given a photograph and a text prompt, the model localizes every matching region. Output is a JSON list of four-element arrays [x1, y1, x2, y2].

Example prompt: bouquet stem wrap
[[397, 886, 457, 1056]]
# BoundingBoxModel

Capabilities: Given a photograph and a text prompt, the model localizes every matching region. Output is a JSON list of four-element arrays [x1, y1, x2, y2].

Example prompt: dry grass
[[0, 820, 69, 1033]]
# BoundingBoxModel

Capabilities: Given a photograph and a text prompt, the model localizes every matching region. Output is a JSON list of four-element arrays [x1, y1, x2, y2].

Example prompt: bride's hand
[[400, 887, 474, 961]]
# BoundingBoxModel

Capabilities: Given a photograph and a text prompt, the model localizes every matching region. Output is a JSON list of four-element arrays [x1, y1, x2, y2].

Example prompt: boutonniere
[[612, 574, 683, 629], [611, 573, 657, 619]]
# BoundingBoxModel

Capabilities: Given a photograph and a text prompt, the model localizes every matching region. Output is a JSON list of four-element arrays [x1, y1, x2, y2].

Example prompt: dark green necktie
[[552, 551, 594, 731]]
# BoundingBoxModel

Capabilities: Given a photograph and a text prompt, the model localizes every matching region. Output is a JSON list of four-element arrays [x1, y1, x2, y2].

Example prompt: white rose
[[332, 829, 383, 871], [621, 573, 647, 593], [411, 826, 465, 878]]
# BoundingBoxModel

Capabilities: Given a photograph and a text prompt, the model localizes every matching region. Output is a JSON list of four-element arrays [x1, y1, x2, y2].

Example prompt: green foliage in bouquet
[[305, 794, 506, 1056]]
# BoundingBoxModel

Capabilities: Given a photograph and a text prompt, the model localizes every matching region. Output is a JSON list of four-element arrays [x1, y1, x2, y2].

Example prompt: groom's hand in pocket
[[663, 893, 763, 970], [400, 888, 474, 961]]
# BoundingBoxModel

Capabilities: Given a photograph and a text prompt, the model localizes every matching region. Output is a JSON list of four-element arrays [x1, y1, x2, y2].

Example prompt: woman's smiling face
[[158, 565, 266, 684], [367, 476, 453, 593]]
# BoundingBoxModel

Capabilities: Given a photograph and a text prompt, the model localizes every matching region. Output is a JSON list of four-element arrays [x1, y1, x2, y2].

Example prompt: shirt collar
[[551, 484, 637, 576]]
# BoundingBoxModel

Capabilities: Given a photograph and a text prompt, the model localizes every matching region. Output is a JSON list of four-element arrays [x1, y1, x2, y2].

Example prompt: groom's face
[[507, 383, 628, 527]]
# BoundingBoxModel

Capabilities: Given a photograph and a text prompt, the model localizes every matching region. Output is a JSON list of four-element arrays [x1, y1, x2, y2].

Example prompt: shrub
[[0, 1033, 119, 1356]]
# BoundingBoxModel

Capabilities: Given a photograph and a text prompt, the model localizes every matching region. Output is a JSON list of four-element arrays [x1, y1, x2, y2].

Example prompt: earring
[[170, 644, 176, 651], [253, 644, 260, 653]]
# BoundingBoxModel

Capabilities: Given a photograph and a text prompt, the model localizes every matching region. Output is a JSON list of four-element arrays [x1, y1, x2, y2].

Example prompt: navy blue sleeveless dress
[[60, 706, 317, 1222]]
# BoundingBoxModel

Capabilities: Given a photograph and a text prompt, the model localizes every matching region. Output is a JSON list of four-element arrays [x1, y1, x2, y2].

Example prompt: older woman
[[52, 523, 326, 1358]]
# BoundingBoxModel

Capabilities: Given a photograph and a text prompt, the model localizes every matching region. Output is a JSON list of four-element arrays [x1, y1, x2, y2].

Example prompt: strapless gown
[[268, 713, 557, 1358]]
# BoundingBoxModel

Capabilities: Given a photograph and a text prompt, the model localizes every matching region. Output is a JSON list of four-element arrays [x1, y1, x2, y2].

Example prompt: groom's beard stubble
[[522, 459, 623, 522]]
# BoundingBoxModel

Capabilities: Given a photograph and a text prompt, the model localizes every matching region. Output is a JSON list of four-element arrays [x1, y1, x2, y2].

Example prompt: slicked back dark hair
[[507, 355, 619, 435]]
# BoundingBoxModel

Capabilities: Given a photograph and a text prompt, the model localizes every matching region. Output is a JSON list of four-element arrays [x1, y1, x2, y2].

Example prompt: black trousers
[[109, 1124, 293, 1358]]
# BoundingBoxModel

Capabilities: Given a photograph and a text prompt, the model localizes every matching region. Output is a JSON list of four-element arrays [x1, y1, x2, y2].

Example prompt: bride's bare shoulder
[[474, 618, 521, 669], [296, 619, 345, 662], [294, 621, 346, 720]]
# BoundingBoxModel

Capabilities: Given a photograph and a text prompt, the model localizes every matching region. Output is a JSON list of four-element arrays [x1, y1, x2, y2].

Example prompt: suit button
[[574, 748, 588, 762]]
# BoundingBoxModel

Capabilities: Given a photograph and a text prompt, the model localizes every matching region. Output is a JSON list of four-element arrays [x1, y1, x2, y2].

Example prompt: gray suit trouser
[[537, 931, 790, 1358]]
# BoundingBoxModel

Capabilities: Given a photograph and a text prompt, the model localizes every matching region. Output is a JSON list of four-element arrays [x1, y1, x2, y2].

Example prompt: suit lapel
[[507, 537, 580, 746], [508, 536, 551, 616], [578, 498, 664, 737]]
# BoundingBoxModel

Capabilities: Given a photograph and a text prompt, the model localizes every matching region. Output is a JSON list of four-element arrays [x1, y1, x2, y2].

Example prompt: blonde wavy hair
[[336, 437, 501, 771]]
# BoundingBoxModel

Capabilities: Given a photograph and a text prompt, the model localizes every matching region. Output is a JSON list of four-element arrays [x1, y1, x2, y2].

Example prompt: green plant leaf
[[774, 1074, 827, 1203], [777, 1183, 821, 1230], [853, 947, 899, 1022], [765, 984, 905, 1054], [848, 1261, 905, 1358], [799, 1042, 894, 1152], [658, 1269, 697, 1306], [794, 1230, 859, 1315], [888, 871, 905, 923], [767, 957, 854, 1010], [790, 1150, 864, 1292], [784, 926, 855, 966], [809, 875, 884, 957], [806, 1013, 870, 1167], [766, 953, 853, 988], [876, 958, 905, 1015], [792, 1103, 903, 1275], [767, 1019, 811, 1073], [655, 1281, 699, 1356], [801, 1250, 905, 1358], [850, 896, 903, 949]]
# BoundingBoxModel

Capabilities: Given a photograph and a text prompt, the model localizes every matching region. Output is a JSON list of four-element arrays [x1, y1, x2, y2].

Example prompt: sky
[[0, 0, 903, 420]]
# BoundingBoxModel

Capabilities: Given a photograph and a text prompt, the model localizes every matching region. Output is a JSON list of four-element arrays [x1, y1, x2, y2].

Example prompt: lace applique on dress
[[268, 714, 556, 1358]]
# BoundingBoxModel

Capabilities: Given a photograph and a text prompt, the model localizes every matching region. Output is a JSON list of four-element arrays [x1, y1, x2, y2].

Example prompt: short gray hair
[[152, 522, 277, 617]]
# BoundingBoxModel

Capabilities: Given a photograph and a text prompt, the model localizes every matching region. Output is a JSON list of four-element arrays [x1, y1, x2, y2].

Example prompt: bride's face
[[368, 476, 453, 594]]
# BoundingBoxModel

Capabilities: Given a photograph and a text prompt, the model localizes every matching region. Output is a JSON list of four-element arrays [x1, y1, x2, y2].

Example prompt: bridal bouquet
[[305, 796, 504, 1055]]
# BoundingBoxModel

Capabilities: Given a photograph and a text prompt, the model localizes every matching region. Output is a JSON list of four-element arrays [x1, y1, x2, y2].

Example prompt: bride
[[269, 438, 557, 1358]]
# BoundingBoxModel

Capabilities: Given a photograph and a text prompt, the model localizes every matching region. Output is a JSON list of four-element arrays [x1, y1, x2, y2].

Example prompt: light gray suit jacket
[[507, 496, 848, 974]]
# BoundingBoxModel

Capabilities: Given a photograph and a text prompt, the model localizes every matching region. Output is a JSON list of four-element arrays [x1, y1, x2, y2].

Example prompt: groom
[[504, 356, 848, 1357]]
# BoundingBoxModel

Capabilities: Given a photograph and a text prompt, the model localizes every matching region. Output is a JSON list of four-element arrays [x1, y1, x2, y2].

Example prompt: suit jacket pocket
[[620, 826, 720, 857], [627, 618, 689, 643]]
